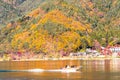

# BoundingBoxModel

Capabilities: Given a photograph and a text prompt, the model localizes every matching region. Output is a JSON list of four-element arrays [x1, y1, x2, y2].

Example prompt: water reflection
[[0, 72, 82, 80], [81, 59, 120, 72], [0, 59, 120, 80]]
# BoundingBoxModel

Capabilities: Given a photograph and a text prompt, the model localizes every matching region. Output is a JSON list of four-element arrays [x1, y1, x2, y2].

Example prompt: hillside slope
[[0, 0, 120, 55], [0, 0, 45, 26]]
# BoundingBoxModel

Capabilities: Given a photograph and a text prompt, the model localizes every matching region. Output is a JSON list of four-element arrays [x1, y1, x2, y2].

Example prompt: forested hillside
[[0, 0, 120, 55], [0, 0, 28, 26], [1, 0, 26, 6], [0, 0, 45, 26]]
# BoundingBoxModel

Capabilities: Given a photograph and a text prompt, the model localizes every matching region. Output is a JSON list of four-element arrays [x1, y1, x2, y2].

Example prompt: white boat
[[61, 68, 77, 72], [61, 66, 82, 73]]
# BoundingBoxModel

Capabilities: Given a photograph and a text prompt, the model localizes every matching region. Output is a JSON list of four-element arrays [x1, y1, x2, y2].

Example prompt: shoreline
[[0, 57, 120, 61]]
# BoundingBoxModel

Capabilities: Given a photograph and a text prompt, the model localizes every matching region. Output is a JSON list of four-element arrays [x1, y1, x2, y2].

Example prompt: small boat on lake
[[0, 60, 81, 71], [16, 66, 81, 73], [24, 65, 82, 73], [60, 65, 82, 72]]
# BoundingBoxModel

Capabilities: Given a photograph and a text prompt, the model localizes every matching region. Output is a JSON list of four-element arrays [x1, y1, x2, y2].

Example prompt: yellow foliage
[[30, 29, 49, 51], [30, 24, 37, 30], [37, 10, 91, 32], [58, 31, 81, 51], [11, 9, 91, 53], [11, 31, 30, 50], [41, 31, 81, 53]]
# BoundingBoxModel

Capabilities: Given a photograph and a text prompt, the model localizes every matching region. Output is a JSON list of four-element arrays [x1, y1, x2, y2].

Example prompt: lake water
[[0, 59, 120, 80]]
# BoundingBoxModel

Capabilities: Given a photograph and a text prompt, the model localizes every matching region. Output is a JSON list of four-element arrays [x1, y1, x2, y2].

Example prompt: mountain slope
[[10, 9, 90, 54], [0, 0, 120, 55]]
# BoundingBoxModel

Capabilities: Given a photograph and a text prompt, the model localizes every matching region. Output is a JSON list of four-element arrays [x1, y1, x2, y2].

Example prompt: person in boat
[[64, 65, 81, 69], [62, 65, 70, 70], [65, 65, 70, 68]]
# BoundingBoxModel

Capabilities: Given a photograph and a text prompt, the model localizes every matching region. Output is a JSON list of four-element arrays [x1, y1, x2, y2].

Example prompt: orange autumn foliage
[[11, 31, 30, 50], [10, 8, 91, 54], [41, 31, 81, 53], [37, 10, 91, 32], [58, 31, 81, 51], [11, 28, 81, 53]]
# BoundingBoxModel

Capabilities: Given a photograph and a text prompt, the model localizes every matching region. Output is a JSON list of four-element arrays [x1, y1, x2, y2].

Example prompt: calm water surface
[[0, 59, 120, 80]]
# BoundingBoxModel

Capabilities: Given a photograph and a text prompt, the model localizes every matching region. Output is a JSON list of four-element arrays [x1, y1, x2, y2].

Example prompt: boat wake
[[27, 69, 44, 72], [0, 70, 19, 72], [0, 69, 79, 73], [26, 69, 79, 73], [0, 66, 82, 73], [0, 69, 44, 72]]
